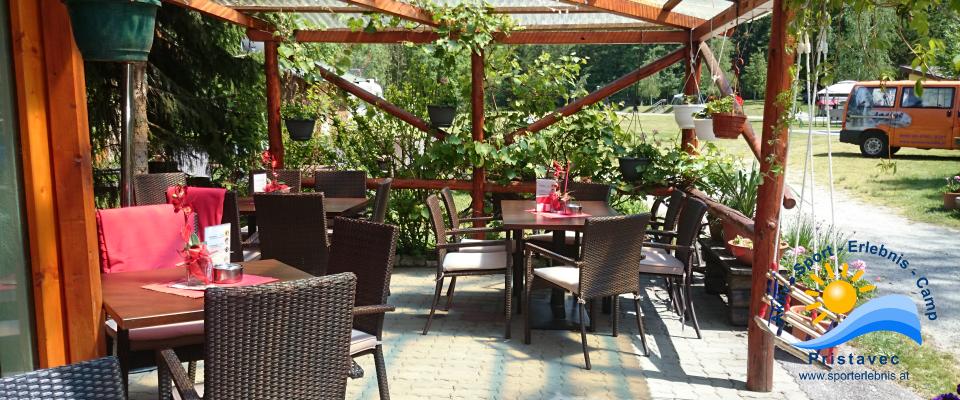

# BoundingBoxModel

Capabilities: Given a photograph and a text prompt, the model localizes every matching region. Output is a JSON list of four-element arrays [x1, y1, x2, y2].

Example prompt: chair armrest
[[459, 215, 497, 222], [642, 241, 695, 252], [448, 226, 503, 235], [523, 242, 578, 266], [646, 229, 678, 237], [157, 349, 201, 400], [437, 240, 509, 250], [647, 220, 668, 227], [353, 304, 395, 316]]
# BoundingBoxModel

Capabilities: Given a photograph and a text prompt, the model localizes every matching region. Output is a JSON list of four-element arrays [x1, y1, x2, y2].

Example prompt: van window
[[850, 87, 897, 108], [901, 87, 955, 108]]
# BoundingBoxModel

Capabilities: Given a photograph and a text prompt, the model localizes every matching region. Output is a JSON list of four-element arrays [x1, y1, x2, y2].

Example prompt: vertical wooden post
[[681, 46, 701, 153], [748, 0, 793, 392], [470, 51, 485, 230], [265, 40, 284, 167]]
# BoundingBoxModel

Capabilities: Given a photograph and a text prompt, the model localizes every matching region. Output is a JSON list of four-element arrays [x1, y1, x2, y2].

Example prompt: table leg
[[512, 229, 525, 313], [117, 328, 130, 399], [550, 231, 566, 319]]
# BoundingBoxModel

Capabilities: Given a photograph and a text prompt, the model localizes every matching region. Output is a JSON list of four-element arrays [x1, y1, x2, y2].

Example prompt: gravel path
[[781, 181, 960, 356]]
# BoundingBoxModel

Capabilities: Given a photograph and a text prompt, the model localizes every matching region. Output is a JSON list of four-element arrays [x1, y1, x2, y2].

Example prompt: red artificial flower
[[260, 150, 273, 167], [735, 95, 744, 106]]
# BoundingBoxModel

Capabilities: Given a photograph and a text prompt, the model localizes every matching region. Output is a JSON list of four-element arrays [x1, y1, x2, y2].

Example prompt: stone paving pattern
[[130, 267, 811, 400]]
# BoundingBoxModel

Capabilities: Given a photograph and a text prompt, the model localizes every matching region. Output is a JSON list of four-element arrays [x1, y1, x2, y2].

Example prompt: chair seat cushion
[[533, 266, 580, 294], [350, 329, 379, 355], [458, 238, 514, 253], [527, 231, 578, 245], [105, 319, 204, 342], [639, 247, 684, 275], [442, 251, 509, 272]]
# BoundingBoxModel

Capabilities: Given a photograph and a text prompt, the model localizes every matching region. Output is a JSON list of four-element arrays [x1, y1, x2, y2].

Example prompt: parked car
[[839, 80, 960, 157]]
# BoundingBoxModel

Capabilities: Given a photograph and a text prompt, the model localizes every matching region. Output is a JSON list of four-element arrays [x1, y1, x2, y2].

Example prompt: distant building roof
[[899, 65, 951, 81]]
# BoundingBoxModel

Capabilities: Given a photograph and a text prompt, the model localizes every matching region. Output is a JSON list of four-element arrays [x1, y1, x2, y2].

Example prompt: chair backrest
[[254, 193, 329, 276], [0, 356, 124, 399], [371, 178, 392, 224], [314, 170, 367, 198], [567, 181, 611, 203], [674, 197, 709, 266], [577, 214, 651, 299], [203, 274, 356, 400], [327, 217, 398, 336], [439, 187, 460, 228], [662, 189, 687, 231], [221, 191, 243, 263], [425, 194, 449, 262], [248, 169, 303, 193], [134, 172, 186, 205], [96, 204, 187, 274]]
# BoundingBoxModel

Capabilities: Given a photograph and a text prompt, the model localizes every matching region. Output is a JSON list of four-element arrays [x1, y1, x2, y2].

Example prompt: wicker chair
[[0, 356, 124, 399], [523, 213, 651, 369], [640, 197, 709, 339], [424, 194, 513, 338], [527, 182, 613, 251], [327, 217, 399, 400], [248, 169, 303, 193], [158, 274, 357, 400], [254, 192, 330, 276], [134, 172, 186, 205], [648, 189, 686, 244], [439, 187, 506, 254], [222, 191, 244, 263], [369, 178, 392, 224], [314, 170, 367, 198]]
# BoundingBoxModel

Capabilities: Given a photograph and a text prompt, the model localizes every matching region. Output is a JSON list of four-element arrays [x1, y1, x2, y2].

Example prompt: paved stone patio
[[130, 266, 810, 400]]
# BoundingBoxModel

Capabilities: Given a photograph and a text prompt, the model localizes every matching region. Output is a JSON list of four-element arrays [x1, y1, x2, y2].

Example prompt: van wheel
[[860, 133, 890, 157]]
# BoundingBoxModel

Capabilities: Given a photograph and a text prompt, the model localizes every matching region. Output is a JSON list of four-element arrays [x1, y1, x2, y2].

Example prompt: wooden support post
[[681, 46, 701, 153], [507, 46, 686, 143], [748, 0, 793, 391], [471, 51, 486, 233], [314, 64, 447, 140], [265, 41, 284, 167]]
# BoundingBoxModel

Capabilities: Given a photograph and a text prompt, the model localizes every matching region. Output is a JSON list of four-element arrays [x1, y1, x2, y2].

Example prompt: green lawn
[[622, 113, 960, 229]]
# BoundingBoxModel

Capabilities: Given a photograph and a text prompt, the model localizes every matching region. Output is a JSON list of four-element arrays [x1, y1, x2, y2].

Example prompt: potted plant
[[673, 95, 706, 130], [282, 102, 316, 141], [63, 0, 161, 62], [692, 109, 716, 141], [942, 175, 960, 210], [726, 235, 790, 264], [711, 163, 761, 244], [427, 77, 459, 128], [618, 142, 658, 182], [707, 94, 747, 139]]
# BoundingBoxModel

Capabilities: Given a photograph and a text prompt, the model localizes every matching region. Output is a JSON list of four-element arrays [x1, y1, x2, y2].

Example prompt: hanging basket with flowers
[[706, 95, 747, 139]]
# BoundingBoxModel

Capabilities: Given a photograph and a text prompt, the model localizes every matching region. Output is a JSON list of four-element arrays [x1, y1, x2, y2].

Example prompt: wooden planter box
[[944, 192, 960, 210]]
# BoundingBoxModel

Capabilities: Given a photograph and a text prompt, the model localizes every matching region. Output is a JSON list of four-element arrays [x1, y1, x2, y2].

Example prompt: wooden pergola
[[165, 0, 791, 391]]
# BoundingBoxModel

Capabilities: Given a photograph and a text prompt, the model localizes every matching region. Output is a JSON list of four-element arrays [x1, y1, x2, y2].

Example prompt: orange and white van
[[839, 80, 960, 157]]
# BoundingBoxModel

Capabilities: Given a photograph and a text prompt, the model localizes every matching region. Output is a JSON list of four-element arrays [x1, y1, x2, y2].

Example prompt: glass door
[[0, 0, 36, 375]]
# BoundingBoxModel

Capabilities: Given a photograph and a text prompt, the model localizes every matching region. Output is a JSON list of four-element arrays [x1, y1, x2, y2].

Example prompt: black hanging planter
[[427, 105, 456, 128], [284, 119, 316, 142], [618, 156, 651, 182], [63, 0, 161, 62]]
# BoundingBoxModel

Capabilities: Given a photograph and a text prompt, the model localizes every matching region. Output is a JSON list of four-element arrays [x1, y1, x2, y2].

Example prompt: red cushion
[[165, 187, 226, 241], [97, 204, 187, 274]]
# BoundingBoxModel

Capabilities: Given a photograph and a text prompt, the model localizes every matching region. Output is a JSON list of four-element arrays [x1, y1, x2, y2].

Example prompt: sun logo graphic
[[793, 262, 922, 351]]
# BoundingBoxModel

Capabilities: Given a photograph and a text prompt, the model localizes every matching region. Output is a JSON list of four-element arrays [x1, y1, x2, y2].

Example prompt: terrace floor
[[129, 266, 810, 400]]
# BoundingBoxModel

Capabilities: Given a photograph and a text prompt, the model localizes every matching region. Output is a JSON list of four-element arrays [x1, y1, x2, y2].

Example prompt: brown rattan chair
[[523, 213, 651, 369], [369, 178, 392, 224], [254, 192, 330, 276], [314, 170, 367, 198], [640, 196, 709, 339], [424, 194, 513, 338], [0, 356, 125, 399], [134, 172, 186, 205], [327, 217, 398, 400], [248, 169, 303, 193], [648, 189, 686, 245], [158, 273, 357, 400], [439, 187, 506, 254], [222, 191, 243, 263]]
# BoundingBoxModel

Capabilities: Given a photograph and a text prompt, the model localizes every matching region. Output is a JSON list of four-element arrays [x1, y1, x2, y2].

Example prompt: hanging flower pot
[[284, 119, 316, 142], [63, 0, 161, 62], [617, 156, 651, 182], [427, 105, 456, 128], [712, 113, 747, 139], [693, 118, 716, 141], [673, 104, 705, 129]]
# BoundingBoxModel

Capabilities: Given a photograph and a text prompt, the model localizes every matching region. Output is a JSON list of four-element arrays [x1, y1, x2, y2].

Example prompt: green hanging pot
[[63, 0, 161, 62]]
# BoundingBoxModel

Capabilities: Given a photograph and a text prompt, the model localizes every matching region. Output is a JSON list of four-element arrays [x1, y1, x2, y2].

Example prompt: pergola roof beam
[[692, 0, 772, 40], [338, 0, 437, 27], [288, 29, 687, 44], [555, 0, 704, 29], [231, 5, 603, 14], [163, 0, 273, 32]]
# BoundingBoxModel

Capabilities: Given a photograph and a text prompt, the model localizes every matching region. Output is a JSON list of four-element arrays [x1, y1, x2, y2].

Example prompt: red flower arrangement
[[548, 160, 574, 212], [260, 150, 290, 193], [170, 185, 212, 284]]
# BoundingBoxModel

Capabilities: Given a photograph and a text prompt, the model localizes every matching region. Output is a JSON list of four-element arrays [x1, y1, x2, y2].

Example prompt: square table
[[237, 196, 369, 216], [101, 259, 312, 390], [499, 200, 618, 329]]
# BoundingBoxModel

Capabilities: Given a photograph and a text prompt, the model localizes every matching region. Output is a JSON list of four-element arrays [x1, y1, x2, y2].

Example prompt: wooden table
[[237, 196, 369, 216], [101, 259, 312, 390], [500, 200, 618, 329]]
